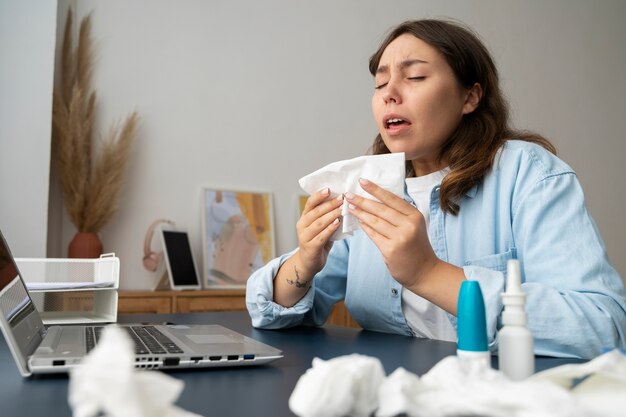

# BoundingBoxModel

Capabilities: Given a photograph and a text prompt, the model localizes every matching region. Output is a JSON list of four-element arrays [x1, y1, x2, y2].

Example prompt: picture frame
[[201, 188, 276, 288], [298, 194, 308, 215]]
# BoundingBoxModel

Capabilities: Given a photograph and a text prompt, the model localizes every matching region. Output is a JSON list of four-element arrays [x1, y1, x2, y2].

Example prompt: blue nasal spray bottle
[[457, 280, 490, 367]]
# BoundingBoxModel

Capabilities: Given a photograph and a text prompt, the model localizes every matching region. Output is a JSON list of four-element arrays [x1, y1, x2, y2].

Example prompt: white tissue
[[288, 354, 386, 417], [377, 357, 585, 417], [289, 350, 626, 417], [298, 153, 405, 240], [530, 349, 626, 416], [68, 326, 202, 417]]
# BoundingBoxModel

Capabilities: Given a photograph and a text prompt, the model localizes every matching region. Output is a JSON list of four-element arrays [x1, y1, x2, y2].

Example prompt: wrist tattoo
[[286, 265, 310, 288]]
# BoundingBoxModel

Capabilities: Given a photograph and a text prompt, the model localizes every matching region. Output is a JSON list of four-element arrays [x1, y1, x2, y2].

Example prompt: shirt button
[[391, 288, 399, 297]]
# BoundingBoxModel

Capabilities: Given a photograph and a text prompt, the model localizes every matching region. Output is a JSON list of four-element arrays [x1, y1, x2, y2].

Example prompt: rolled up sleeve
[[246, 248, 317, 329]]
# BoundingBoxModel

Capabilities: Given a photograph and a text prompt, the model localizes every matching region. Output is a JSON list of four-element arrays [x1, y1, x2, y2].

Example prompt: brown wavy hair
[[368, 19, 556, 215]]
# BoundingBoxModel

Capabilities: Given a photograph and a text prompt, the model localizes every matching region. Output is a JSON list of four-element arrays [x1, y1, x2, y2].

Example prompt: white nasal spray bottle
[[498, 259, 535, 380]]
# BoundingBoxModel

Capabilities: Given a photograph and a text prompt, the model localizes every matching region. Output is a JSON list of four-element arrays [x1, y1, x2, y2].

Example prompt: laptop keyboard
[[84, 326, 102, 352], [85, 325, 184, 355]]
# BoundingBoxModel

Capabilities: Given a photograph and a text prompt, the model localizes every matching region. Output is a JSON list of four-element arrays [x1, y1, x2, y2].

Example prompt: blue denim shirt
[[246, 140, 626, 359]]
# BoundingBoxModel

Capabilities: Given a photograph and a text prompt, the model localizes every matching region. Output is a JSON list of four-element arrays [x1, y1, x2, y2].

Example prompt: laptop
[[0, 229, 282, 377]]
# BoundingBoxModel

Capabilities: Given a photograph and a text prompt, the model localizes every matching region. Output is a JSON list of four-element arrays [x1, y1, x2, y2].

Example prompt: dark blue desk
[[0, 311, 580, 417]]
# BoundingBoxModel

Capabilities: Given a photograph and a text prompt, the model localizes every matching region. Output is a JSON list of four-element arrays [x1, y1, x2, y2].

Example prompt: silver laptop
[[0, 229, 282, 377]]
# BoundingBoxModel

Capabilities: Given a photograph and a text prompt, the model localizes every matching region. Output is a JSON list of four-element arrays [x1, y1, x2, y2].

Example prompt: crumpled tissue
[[377, 356, 586, 417], [298, 153, 405, 240], [289, 349, 626, 417], [288, 354, 385, 417], [530, 349, 626, 417], [68, 326, 202, 417]]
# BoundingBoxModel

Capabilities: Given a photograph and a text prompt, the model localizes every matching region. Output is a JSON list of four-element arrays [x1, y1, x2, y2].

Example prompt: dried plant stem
[[83, 112, 138, 232], [52, 8, 137, 234]]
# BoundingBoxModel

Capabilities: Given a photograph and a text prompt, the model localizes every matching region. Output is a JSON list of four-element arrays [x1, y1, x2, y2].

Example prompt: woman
[[246, 19, 626, 359]]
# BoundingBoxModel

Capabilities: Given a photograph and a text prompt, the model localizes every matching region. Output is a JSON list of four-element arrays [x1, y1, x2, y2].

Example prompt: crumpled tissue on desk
[[289, 349, 626, 417], [68, 326, 202, 417], [289, 354, 385, 417], [298, 152, 405, 241], [530, 348, 626, 417]]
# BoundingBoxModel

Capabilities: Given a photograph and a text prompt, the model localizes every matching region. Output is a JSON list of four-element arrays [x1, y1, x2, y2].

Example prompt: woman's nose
[[382, 79, 401, 104]]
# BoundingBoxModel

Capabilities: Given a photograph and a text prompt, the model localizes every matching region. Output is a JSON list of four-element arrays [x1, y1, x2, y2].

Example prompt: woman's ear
[[462, 83, 483, 115]]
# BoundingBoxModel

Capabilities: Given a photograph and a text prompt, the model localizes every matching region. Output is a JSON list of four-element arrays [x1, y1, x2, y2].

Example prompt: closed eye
[[376, 76, 425, 89]]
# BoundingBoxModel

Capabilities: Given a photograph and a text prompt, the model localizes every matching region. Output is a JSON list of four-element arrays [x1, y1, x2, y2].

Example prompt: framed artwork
[[298, 194, 308, 214], [201, 188, 275, 288]]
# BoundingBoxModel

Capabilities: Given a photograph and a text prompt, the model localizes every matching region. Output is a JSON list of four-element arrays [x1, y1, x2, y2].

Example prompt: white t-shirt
[[402, 168, 457, 342]]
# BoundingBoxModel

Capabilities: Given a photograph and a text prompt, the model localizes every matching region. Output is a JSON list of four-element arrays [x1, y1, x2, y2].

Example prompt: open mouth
[[384, 117, 411, 130]]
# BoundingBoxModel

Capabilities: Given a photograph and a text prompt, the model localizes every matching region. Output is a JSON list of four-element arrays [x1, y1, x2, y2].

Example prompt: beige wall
[[0, 0, 56, 257], [3, 0, 625, 289]]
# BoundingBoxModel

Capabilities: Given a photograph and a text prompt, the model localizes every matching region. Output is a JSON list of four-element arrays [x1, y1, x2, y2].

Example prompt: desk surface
[[0, 311, 581, 417]]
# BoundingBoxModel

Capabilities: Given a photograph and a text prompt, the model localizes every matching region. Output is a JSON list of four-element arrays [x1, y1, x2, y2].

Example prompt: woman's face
[[371, 34, 476, 175]]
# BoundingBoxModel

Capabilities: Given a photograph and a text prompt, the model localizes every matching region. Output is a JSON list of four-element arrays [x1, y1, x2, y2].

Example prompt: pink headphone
[[142, 219, 175, 271]]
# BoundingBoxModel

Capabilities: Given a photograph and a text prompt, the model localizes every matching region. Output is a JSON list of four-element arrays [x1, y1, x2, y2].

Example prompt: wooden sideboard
[[118, 289, 360, 328], [118, 289, 245, 314]]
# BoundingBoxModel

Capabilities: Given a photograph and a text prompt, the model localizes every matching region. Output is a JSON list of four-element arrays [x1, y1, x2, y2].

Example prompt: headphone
[[142, 219, 175, 271]]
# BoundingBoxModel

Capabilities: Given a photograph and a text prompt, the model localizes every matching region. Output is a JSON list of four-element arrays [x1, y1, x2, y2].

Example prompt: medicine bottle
[[498, 259, 535, 380], [457, 280, 490, 368]]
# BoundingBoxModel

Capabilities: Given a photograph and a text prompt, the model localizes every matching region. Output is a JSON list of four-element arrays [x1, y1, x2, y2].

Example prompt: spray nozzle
[[502, 259, 527, 324], [505, 259, 524, 294], [505, 259, 523, 295]]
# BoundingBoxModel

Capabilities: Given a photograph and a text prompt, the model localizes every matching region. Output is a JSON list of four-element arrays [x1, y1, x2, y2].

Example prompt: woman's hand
[[345, 178, 438, 288], [296, 188, 344, 276], [345, 178, 465, 315], [273, 188, 343, 307]]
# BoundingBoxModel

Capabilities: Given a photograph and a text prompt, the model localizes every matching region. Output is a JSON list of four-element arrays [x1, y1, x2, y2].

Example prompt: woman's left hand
[[345, 178, 438, 289]]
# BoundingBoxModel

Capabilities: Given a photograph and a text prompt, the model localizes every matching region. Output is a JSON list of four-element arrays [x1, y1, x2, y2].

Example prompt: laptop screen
[[0, 231, 44, 367]]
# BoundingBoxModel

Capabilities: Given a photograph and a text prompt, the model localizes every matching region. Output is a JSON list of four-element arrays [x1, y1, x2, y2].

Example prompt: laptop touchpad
[[187, 334, 237, 344]]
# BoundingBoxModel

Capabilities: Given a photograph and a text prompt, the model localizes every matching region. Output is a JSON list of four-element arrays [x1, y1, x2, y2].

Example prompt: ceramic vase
[[68, 232, 103, 258]]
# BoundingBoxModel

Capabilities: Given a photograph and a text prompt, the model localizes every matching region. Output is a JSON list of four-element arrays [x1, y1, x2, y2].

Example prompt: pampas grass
[[52, 8, 138, 234]]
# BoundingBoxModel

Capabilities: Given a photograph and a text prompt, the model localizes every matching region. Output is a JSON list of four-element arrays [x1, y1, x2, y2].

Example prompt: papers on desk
[[289, 349, 626, 417], [26, 281, 116, 291]]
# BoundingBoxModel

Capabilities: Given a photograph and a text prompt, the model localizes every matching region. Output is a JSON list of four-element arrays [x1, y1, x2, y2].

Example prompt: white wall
[[0, 0, 57, 257], [45, 0, 626, 289]]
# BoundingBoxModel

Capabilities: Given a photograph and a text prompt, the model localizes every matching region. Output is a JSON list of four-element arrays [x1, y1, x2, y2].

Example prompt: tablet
[[160, 229, 202, 290]]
